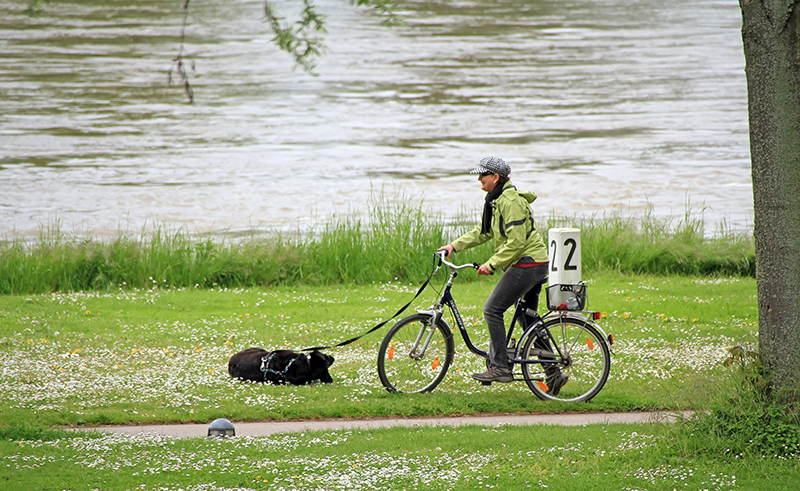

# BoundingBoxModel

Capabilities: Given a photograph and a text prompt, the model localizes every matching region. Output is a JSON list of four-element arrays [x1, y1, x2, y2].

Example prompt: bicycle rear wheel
[[521, 316, 610, 402], [377, 313, 454, 393]]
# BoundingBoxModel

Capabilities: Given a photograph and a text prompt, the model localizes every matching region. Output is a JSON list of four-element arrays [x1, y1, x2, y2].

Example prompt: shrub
[[683, 346, 800, 458]]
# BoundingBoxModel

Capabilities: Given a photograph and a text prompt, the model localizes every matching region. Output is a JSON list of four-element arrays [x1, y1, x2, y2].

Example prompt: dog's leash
[[300, 259, 438, 352]]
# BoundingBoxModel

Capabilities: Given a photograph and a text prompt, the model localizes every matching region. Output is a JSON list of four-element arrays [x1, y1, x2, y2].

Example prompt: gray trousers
[[483, 263, 549, 369]]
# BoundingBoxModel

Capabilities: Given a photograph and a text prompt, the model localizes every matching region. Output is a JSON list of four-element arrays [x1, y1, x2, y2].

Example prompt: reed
[[547, 205, 755, 277], [0, 199, 754, 294]]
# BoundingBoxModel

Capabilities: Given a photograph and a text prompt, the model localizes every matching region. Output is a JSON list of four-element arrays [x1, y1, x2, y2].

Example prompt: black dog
[[227, 348, 334, 385]]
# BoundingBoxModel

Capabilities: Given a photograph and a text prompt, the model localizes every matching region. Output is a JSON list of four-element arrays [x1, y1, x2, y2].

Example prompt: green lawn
[[0, 272, 757, 426], [2, 422, 797, 491], [3, 272, 787, 491]]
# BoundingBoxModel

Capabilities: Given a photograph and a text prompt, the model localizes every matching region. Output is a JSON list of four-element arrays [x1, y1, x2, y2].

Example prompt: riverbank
[[0, 205, 754, 295]]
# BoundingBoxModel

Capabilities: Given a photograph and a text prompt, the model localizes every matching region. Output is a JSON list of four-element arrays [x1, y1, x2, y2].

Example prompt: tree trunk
[[740, 0, 800, 401]]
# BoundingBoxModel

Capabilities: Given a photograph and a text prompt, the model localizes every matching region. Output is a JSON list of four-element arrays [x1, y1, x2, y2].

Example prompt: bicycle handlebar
[[434, 250, 480, 271]]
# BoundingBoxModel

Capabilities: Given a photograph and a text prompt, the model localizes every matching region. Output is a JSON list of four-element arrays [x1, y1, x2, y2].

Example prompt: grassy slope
[[0, 203, 754, 294]]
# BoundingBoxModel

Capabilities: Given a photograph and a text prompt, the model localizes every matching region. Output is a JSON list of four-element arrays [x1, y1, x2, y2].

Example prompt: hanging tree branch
[[168, 0, 195, 103], [23, 0, 49, 18], [264, 0, 328, 72], [168, 0, 402, 102], [353, 0, 403, 26], [263, 1, 402, 71]]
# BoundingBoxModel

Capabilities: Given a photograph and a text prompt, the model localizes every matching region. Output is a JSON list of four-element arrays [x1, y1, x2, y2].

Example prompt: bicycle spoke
[[521, 317, 610, 402]]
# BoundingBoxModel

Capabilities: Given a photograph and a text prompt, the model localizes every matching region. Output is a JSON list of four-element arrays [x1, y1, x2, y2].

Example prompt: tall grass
[[546, 205, 755, 277], [0, 198, 754, 294]]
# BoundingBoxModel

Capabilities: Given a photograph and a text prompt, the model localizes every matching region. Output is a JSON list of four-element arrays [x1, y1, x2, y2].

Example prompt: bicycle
[[377, 251, 614, 402]]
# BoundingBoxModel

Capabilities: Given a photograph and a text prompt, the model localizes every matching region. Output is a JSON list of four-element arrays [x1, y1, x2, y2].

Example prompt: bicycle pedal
[[481, 381, 492, 386]]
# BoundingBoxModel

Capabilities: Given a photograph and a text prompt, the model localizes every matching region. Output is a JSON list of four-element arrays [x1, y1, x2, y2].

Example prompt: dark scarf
[[481, 183, 507, 234]]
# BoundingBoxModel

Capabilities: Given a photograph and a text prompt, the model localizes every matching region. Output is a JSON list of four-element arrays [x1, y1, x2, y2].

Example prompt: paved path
[[90, 412, 685, 439]]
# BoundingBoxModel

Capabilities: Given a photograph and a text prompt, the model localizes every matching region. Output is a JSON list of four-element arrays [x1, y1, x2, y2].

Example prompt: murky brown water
[[0, 0, 751, 238]]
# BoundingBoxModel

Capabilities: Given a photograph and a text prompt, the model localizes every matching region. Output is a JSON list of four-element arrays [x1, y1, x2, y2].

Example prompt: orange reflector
[[608, 333, 614, 345], [586, 338, 595, 350], [537, 380, 549, 391], [432, 357, 439, 370], [388, 346, 394, 360], [593, 311, 602, 320]]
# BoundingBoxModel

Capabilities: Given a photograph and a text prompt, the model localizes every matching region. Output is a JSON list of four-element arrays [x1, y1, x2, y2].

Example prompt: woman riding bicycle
[[438, 156, 568, 393]]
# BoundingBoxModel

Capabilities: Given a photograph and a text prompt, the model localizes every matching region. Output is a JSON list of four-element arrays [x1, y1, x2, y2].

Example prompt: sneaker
[[473, 365, 514, 383], [546, 371, 569, 396]]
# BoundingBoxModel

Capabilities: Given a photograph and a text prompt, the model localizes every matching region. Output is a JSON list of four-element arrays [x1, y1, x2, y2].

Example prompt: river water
[[0, 0, 752, 239]]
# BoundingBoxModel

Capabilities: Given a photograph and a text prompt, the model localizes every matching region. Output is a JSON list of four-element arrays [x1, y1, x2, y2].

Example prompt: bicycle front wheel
[[521, 316, 611, 402], [377, 313, 454, 393]]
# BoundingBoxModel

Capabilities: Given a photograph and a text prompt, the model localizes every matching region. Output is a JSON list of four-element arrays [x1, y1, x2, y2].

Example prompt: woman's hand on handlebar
[[437, 244, 454, 259], [477, 263, 494, 275], [433, 249, 482, 271]]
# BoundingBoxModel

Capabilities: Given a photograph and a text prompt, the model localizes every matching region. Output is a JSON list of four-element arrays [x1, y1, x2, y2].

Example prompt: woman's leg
[[482, 264, 548, 370], [520, 264, 569, 394]]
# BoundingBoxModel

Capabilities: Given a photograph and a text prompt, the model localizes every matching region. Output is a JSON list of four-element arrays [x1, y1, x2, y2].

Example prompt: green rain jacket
[[451, 182, 548, 272]]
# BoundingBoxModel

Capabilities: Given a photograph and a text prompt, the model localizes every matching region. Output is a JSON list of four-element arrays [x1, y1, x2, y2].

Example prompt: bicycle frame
[[422, 256, 549, 367], [425, 253, 613, 367]]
